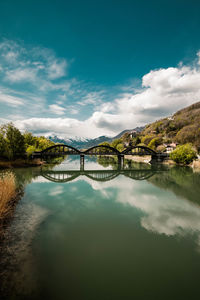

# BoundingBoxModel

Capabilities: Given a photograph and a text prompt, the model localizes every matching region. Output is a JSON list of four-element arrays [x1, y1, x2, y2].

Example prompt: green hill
[[140, 101, 200, 150], [103, 102, 200, 152]]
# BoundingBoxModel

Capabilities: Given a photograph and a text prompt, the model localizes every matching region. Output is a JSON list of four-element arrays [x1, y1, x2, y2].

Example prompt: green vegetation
[[0, 123, 55, 160], [101, 102, 200, 166], [0, 123, 25, 159], [170, 144, 197, 165], [141, 101, 200, 150], [148, 137, 162, 150]]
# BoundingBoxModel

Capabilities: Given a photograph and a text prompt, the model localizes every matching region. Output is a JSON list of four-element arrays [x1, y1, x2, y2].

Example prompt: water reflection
[[40, 168, 159, 183], [1, 157, 200, 299], [39, 157, 200, 251]]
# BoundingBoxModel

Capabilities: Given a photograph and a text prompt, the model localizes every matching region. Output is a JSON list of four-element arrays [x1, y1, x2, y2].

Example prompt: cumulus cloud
[[13, 54, 200, 138], [1, 39, 200, 138], [14, 117, 107, 138], [86, 59, 200, 135]]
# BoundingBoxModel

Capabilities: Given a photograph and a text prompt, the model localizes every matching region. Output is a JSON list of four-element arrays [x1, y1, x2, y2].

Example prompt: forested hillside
[[100, 101, 200, 153], [141, 101, 200, 149]]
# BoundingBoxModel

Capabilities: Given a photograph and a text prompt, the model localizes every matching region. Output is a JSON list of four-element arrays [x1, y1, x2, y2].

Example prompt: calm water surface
[[1, 156, 200, 300]]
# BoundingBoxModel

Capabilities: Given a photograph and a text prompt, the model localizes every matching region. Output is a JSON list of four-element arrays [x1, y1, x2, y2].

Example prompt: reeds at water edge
[[0, 172, 16, 222]]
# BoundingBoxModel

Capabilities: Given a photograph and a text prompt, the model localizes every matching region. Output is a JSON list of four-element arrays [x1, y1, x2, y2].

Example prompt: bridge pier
[[118, 154, 124, 170], [150, 153, 167, 163], [80, 154, 85, 171]]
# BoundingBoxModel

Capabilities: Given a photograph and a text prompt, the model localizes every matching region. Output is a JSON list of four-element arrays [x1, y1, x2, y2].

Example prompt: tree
[[26, 145, 38, 157], [148, 137, 162, 150], [135, 136, 141, 146], [1, 123, 25, 159], [98, 142, 111, 154], [111, 138, 122, 149], [23, 131, 36, 148], [170, 144, 197, 165], [0, 133, 6, 157], [141, 135, 154, 145], [35, 137, 54, 151], [116, 143, 124, 152]]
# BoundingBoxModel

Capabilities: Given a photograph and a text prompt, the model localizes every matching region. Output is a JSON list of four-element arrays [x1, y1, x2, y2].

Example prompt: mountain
[[48, 102, 200, 151], [48, 126, 145, 149], [117, 101, 200, 151]]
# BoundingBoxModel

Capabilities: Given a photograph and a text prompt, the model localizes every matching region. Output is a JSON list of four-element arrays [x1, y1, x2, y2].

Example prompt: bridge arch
[[85, 171, 119, 182], [122, 145, 157, 156], [124, 169, 155, 180], [41, 170, 80, 183], [83, 145, 121, 155], [41, 144, 81, 155]]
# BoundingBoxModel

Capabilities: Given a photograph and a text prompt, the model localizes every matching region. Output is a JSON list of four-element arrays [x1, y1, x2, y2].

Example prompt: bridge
[[32, 144, 169, 167], [41, 168, 159, 183]]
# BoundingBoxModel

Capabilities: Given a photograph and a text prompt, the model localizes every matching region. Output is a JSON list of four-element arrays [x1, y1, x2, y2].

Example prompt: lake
[[1, 156, 200, 300]]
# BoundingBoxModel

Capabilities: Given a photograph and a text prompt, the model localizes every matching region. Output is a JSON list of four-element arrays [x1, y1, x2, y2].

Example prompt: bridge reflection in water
[[41, 167, 159, 183]]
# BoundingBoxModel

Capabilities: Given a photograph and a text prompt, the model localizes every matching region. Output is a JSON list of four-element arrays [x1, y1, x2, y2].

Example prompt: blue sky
[[0, 0, 200, 138]]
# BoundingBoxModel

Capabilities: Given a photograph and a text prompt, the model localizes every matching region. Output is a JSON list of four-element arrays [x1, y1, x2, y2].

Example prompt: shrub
[[26, 145, 38, 157], [170, 143, 197, 165], [141, 135, 154, 145], [110, 138, 122, 149], [148, 137, 163, 150], [134, 136, 141, 146], [116, 143, 124, 152]]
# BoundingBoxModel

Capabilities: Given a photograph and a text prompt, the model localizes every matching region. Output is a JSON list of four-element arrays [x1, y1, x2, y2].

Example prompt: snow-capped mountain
[[48, 127, 144, 149]]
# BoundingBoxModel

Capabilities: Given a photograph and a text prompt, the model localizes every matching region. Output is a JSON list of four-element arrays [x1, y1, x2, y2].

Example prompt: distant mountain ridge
[[48, 126, 144, 149]]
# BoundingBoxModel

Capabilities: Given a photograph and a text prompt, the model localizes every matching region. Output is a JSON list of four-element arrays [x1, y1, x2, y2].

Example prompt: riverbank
[[0, 158, 44, 169], [124, 155, 200, 169], [191, 159, 200, 172]]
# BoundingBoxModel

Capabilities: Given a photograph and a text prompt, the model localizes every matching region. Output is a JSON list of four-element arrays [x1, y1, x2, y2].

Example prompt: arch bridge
[[32, 144, 168, 167]]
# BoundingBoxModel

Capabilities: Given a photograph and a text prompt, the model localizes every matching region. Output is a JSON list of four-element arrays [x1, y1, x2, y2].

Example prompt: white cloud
[[14, 117, 110, 138], [0, 40, 69, 88], [47, 60, 67, 79], [85, 58, 200, 135], [1, 40, 200, 139], [12, 53, 200, 138], [70, 108, 79, 115], [0, 91, 24, 106], [49, 104, 66, 115], [6, 68, 37, 83], [77, 91, 103, 106]]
